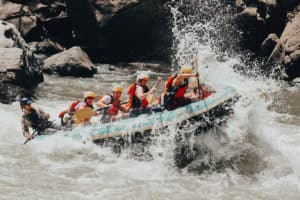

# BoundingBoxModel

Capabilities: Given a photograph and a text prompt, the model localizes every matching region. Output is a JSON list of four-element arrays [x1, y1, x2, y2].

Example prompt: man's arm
[[173, 73, 197, 86], [38, 108, 50, 120], [22, 118, 32, 139], [136, 85, 156, 100]]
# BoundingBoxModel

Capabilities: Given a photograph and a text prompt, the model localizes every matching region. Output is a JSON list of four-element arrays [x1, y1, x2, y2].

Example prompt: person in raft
[[96, 84, 128, 123], [160, 66, 199, 110], [20, 97, 61, 139], [58, 91, 97, 126], [73, 91, 98, 125], [125, 73, 157, 116]]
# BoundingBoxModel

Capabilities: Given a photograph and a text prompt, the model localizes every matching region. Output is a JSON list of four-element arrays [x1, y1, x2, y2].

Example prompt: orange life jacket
[[126, 83, 149, 109]]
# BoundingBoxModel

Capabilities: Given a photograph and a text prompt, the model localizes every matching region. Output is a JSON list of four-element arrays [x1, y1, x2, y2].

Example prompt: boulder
[[279, 6, 300, 80], [0, 20, 43, 104], [0, 48, 23, 73], [234, 0, 300, 80], [0, 1, 37, 36], [28, 39, 64, 55], [43, 47, 97, 77], [235, 0, 287, 52], [116, 62, 171, 74], [0, 0, 70, 52]]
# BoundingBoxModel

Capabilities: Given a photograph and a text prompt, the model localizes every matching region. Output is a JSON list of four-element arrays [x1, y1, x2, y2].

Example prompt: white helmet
[[136, 73, 149, 82]]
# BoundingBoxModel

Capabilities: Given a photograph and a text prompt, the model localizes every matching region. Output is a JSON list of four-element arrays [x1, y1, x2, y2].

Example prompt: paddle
[[147, 77, 162, 106], [24, 129, 39, 144], [23, 120, 52, 144], [193, 56, 202, 99], [96, 101, 128, 113], [72, 107, 95, 125], [193, 56, 216, 98]]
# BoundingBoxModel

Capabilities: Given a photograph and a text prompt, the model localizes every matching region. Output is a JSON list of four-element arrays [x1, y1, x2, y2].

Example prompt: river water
[[1, 1, 300, 200]]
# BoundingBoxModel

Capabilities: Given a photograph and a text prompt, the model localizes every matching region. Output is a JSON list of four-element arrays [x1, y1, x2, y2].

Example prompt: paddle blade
[[147, 94, 155, 106], [72, 107, 95, 125]]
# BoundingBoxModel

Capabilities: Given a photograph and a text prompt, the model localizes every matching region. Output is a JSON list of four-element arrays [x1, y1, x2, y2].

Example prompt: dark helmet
[[20, 97, 32, 108]]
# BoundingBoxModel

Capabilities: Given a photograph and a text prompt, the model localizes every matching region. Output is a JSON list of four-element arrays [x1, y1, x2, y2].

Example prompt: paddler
[[72, 91, 98, 125], [160, 65, 198, 110], [20, 97, 61, 140], [125, 73, 157, 116], [96, 84, 128, 123]]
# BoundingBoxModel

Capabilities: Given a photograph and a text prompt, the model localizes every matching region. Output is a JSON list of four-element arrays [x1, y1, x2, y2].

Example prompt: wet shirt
[[21, 108, 49, 136], [101, 95, 113, 105], [74, 102, 93, 111]]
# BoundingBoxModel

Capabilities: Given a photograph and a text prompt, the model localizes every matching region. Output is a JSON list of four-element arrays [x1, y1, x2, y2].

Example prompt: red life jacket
[[163, 74, 189, 102], [102, 94, 121, 116], [126, 83, 149, 109], [201, 90, 212, 100], [58, 100, 79, 118]]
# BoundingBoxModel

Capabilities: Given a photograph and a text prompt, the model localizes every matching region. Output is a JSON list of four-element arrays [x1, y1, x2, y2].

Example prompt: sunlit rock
[[0, 1, 37, 36], [0, 20, 43, 104], [43, 46, 97, 77], [279, 6, 300, 80]]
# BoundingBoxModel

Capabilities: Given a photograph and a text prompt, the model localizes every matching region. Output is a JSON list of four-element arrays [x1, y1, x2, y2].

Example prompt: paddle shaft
[[96, 101, 128, 112], [147, 77, 162, 106], [23, 130, 38, 144], [194, 57, 202, 99], [23, 120, 51, 144], [152, 77, 162, 89]]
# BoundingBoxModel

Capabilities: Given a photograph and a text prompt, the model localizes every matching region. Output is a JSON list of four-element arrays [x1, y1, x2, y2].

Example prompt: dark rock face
[[43, 47, 97, 77], [0, 20, 43, 104], [234, 0, 300, 80], [260, 33, 279, 57], [0, 83, 28, 104], [2, 0, 173, 64], [0, 1, 72, 55], [97, 0, 173, 63], [28, 39, 64, 56], [235, 0, 287, 52], [65, 0, 173, 63]]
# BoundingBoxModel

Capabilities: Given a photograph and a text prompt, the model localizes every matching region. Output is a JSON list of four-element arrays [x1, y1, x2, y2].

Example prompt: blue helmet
[[20, 97, 32, 108]]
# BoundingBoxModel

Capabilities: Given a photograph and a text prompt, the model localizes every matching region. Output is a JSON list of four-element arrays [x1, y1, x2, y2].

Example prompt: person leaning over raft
[[161, 66, 198, 110], [20, 97, 61, 139], [73, 91, 98, 124], [125, 73, 157, 116], [96, 84, 128, 122]]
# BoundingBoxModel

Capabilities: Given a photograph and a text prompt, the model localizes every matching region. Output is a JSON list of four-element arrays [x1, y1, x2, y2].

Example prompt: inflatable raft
[[51, 85, 237, 143]]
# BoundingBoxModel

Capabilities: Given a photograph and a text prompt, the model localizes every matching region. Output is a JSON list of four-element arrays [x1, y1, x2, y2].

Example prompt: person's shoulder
[[102, 95, 112, 102], [36, 107, 46, 113], [103, 94, 112, 98], [75, 102, 86, 109], [136, 85, 143, 89]]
